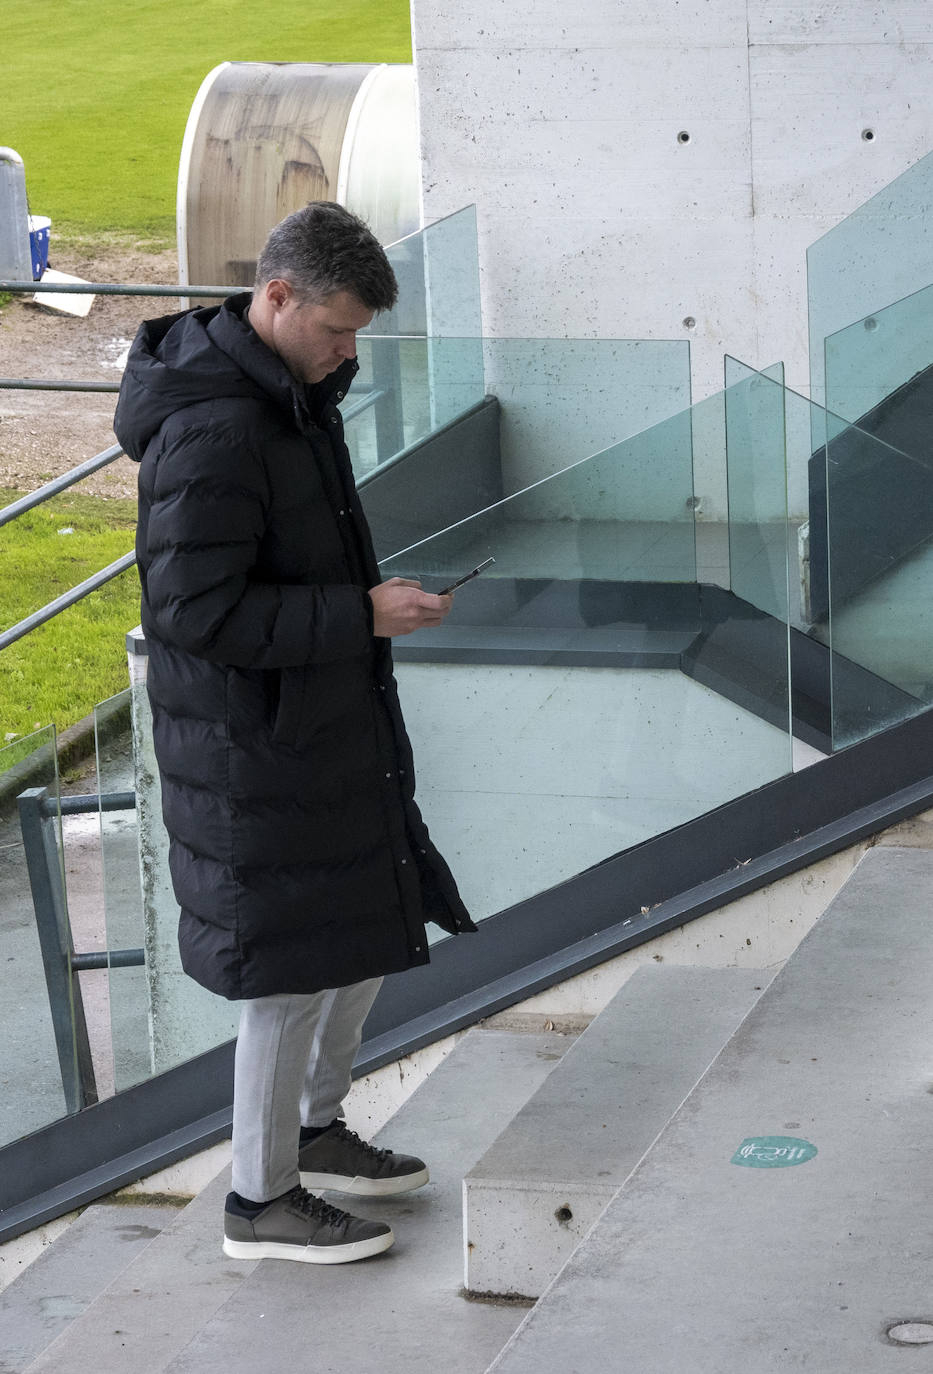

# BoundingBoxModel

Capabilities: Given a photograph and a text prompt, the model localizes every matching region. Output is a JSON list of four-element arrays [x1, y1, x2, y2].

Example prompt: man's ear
[[263, 279, 293, 311]]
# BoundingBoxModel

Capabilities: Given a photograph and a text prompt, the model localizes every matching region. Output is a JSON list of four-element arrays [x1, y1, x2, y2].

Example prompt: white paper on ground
[[31, 267, 95, 317]]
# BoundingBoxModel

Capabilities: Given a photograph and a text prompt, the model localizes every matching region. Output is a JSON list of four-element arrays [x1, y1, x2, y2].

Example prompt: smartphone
[[437, 557, 495, 595]]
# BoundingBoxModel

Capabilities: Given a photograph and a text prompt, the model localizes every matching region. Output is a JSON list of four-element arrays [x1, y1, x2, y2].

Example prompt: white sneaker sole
[[299, 1165, 429, 1197], [222, 1228, 394, 1264]]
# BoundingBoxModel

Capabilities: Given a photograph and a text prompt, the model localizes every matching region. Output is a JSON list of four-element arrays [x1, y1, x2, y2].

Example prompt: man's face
[[267, 288, 375, 385]]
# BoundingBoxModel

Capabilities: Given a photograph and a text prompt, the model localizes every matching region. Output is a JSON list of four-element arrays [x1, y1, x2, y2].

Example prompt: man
[[114, 202, 475, 1265]]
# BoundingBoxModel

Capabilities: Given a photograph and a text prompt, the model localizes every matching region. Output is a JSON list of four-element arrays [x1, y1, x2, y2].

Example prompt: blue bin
[[28, 215, 51, 280]]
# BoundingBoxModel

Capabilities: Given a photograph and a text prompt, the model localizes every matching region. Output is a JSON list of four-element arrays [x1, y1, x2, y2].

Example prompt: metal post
[[0, 149, 32, 281], [17, 788, 98, 1113]]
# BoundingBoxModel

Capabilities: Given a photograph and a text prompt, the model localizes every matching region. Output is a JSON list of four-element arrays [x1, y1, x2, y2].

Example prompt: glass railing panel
[[346, 335, 486, 479], [94, 688, 149, 1095], [370, 205, 482, 339], [822, 405, 933, 749], [720, 357, 933, 752], [824, 283, 933, 464], [347, 334, 693, 500], [0, 725, 73, 1144], [720, 358, 794, 770], [382, 402, 698, 586], [724, 356, 933, 752], [685, 387, 728, 588], [380, 402, 792, 925], [724, 356, 792, 630], [746, 367, 828, 759], [807, 149, 933, 411], [347, 206, 484, 473]]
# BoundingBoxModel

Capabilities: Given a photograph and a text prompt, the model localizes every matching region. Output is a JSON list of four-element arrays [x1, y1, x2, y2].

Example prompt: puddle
[[100, 337, 131, 370]]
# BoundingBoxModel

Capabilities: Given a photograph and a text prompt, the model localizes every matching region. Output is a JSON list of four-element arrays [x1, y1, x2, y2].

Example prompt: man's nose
[[336, 334, 357, 359]]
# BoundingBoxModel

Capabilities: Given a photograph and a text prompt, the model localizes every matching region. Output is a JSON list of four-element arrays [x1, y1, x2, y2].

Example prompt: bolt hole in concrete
[[887, 1323, 933, 1345], [864, 316, 878, 332], [677, 130, 691, 144], [682, 316, 696, 329], [862, 128, 875, 141], [554, 1205, 573, 1225]]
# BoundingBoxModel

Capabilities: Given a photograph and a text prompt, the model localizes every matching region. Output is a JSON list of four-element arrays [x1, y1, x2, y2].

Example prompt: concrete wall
[[410, 0, 933, 515]]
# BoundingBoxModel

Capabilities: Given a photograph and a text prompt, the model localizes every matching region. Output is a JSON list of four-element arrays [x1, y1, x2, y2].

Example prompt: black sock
[[227, 1191, 268, 1217], [299, 1117, 341, 1145]]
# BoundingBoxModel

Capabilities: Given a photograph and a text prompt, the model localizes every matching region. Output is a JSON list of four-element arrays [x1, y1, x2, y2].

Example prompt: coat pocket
[[226, 667, 281, 740], [271, 667, 306, 749]]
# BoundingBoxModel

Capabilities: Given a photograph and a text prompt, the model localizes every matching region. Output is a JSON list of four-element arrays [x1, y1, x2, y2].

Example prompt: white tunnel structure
[[177, 61, 421, 290]]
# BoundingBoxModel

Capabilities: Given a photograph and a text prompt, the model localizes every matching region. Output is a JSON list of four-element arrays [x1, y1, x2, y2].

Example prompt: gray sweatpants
[[231, 977, 383, 1203]]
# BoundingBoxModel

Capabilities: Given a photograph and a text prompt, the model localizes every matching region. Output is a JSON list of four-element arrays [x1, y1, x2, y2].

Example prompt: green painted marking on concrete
[[731, 1136, 818, 1168]]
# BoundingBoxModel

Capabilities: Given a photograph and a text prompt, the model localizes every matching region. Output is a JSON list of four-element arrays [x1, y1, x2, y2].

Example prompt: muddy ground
[[0, 242, 180, 499]]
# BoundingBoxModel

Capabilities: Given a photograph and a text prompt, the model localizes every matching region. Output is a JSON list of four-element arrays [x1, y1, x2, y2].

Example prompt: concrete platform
[[464, 966, 769, 1298], [489, 846, 933, 1373]]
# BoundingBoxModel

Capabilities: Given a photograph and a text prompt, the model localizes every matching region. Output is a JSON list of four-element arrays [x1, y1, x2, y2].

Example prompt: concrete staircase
[[489, 845, 933, 1372], [463, 966, 770, 1299], [0, 1201, 181, 1370], [1, 844, 930, 1372]]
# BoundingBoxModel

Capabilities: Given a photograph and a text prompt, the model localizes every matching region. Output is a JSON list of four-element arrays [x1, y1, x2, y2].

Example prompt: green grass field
[[0, 490, 139, 740], [4, 0, 412, 240]]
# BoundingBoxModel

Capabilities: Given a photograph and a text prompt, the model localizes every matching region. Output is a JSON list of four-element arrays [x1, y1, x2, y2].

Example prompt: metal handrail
[[0, 443, 124, 525], [0, 440, 137, 650], [0, 378, 120, 392], [0, 377, 384, 398], [0, 553, 137, 650], [0, 280, 240, 296]]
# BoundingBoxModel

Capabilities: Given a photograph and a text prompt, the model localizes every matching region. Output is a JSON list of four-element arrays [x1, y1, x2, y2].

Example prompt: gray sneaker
[[222, 1186, 394, 1264], [299, 1123, 430, 1197]]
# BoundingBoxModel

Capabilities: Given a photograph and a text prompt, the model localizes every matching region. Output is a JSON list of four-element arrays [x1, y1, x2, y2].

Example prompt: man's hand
[[368, 577, 453, 637]]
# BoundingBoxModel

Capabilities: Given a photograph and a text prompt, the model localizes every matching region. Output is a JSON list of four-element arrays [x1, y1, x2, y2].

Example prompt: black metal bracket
[[17, 787, 142, 1115]]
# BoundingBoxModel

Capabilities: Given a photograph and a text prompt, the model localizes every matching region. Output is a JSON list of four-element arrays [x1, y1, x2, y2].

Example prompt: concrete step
[[0, 1200, 180, 1372], [20, 1170, 256, 1374], [19, 1026, 575, 1374], [487, 846, 933, 1374], [464, 966, 770, 1299]]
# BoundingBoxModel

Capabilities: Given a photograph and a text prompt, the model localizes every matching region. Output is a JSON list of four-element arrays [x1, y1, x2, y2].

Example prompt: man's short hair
[[254, 202, 398, 313]]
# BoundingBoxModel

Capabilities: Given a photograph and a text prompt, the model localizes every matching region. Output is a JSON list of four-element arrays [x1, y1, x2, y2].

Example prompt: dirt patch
[[0, 241, 180, 500]]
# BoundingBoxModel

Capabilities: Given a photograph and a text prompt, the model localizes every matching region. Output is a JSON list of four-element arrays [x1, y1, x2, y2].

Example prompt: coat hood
[[114, 291, 359, 462]]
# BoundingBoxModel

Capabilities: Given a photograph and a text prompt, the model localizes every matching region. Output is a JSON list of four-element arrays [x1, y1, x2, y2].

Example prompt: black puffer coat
[[114, 292, 474, 1000]]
